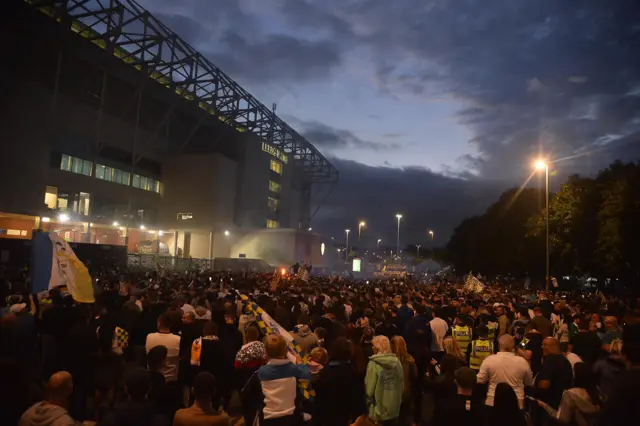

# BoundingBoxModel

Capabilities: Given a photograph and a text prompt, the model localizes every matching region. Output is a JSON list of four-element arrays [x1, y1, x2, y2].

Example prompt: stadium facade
[[0, 0, 338, 266]]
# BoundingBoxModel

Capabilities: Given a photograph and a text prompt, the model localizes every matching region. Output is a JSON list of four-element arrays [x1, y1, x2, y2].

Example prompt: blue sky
[[137, 0, 640, 245]]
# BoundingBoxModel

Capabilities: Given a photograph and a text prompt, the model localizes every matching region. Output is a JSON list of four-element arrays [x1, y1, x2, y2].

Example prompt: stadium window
[[44, 186, 58, 209], [132, 174, 141, 189], [270, 159, 283, 175], [268, 181, 281, 193], [71, 157, 82, 174], [60, 154, 72, 171], [95, 164, 106, 180], [121, 171, 131, 186], [268, 197, 279, 212], [114, 169, 124, 185], [266, 219, 279, 229], [79, 192, 90, 216]]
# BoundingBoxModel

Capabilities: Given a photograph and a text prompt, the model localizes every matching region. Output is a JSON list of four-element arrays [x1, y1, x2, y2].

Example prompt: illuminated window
[[268, 197, 279, 212], [114, 169, 130, 185], [270, 159, 283, 175], [60, 154, 72, 171], [95, 164, 115, 182], [266, 219, 279, 229], [269, 181, 281, 193], [44, 185, 58, 209], [60, 154, 91, 176]]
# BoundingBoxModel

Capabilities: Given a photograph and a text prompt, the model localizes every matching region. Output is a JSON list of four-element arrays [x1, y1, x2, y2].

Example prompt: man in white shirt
[[430, 309, 449, 355], [146, 313, 181, 382], [477, 334, 533, 408]]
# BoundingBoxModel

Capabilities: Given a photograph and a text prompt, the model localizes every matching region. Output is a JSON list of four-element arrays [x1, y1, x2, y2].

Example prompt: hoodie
[[19, 402, 77, 426], [593, 355, 626, 397], [365, 353, 404, 422], [543, 388, 600, 426]]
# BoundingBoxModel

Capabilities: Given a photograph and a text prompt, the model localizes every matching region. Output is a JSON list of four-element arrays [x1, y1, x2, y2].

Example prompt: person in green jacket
[[365, 335, 404, 424]]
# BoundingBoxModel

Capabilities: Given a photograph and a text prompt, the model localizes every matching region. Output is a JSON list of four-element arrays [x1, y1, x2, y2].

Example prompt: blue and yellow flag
[[238, 294, 314, 399], [31, 231, 94, 303]]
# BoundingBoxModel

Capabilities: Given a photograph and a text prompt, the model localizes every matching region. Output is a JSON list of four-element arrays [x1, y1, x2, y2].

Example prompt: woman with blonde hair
[[391, 336, 417, 424], [443, 336, 467, 364]]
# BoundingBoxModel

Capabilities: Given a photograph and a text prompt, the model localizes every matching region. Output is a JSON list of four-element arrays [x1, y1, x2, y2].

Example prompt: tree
[[447, 160, 640, 288], [446, 188, 544, 276], [595, 161, 640, 281], [527, 175, 600, 276]]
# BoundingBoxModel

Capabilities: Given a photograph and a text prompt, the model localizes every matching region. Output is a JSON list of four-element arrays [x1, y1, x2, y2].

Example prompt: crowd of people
[[1, 266, 639, 426]]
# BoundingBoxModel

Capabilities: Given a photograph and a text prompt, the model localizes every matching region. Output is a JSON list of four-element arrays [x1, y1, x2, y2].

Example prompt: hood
[[21, 402, 72, 426], [604, 355, 626, 370], [370, 353, 400, 369], [110, 401, 157, 425], [565, 388, 600, 415]]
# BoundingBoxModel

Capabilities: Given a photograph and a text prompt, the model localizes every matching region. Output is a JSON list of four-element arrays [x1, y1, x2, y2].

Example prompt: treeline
[[444, 161, 640, 282]]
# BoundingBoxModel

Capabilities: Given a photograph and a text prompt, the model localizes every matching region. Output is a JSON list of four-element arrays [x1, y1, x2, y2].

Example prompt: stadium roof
[[25, 0, 338, 184]]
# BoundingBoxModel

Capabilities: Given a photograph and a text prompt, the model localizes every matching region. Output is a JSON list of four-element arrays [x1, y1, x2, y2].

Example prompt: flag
[[238, 293, 314, 399], [30, 231, 94, 303]]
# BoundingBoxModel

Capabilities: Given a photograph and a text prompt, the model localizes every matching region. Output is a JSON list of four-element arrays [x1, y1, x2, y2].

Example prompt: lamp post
[[535, 160, 550, 291], [377, 238, 382, 248], [358, 221, 366, 244], [395, 214, 402, 258], [416, 244, 421, 259], [345, 229, 350, 263]]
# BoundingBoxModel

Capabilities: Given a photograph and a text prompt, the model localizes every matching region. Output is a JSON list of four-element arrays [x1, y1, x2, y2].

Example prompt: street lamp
[[395, 214, 402, 258], [416, 244, 421, 259], [534, 159, 550, 291], [345, 229, 350, 262], [377, 238, 382, 248], [358, 221, 366, 244]]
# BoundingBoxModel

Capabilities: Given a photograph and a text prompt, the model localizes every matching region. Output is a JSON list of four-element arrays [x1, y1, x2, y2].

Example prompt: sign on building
[[262, 142, 288, 164], [177, 213, 193, 220]]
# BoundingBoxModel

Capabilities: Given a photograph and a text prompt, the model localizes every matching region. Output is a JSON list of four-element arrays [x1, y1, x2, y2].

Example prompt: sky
[[136, 0, 640, 247]]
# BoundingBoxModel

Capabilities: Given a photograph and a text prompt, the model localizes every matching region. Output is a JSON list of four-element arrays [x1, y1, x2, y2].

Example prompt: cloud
[[311, 158, 504, 244], [139, 0, 344, 84], [209, 32, 342, 83], [275, 0, 640, 176], [293, 119, 401, 152]]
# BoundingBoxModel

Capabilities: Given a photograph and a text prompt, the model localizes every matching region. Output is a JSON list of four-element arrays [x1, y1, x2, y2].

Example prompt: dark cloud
[[311, 158, 503, 244], [278, 0, 640, 176], [210, 32, 341, 83], [139, 0, 343, 84], [295, 120, 401, 152]]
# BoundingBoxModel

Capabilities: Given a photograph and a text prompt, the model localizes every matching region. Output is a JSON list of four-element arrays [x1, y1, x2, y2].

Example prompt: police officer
[[452, 314, 472, 356], [469, 325, 494, 370]]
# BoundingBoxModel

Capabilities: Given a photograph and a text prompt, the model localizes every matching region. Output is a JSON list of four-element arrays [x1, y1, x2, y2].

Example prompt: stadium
[[0, 0, 338, 267]]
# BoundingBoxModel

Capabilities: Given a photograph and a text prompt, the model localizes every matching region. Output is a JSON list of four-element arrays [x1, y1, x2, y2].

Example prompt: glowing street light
[[416, 244, 421, 258], [224, 230, 230, 237], [140, 224, 146, 230], [395, 214, 402, 257], [58, 213, 69, 223], [534, 159, 550, 291], [345, 229, 350, 262], [358, 221, 366, 244], [377, 238, 382, 248], [112, 221, 119, 227]]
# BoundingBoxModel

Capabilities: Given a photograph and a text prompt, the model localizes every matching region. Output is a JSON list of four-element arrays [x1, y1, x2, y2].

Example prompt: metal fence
[[126, 254, 212, 270]]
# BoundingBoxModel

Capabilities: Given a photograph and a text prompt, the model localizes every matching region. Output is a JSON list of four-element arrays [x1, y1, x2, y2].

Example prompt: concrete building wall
[[230, 229, 334, 267], [159, 153, 237, 231], [236, 135, 271, 228], [0, 79, 55, 215]]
